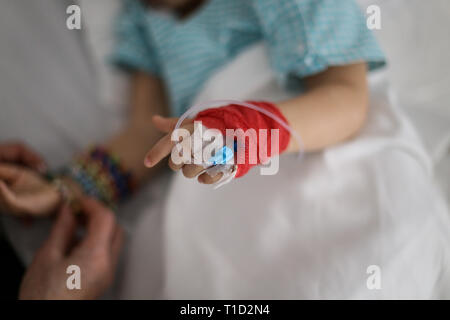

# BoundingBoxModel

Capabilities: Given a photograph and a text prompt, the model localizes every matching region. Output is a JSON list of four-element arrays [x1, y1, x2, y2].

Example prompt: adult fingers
[[0, 164, 21, 183], [15, 144, 47, 172], [40, 206, 77, 260], [0, 143, 47, 172], [110, 226, 124, 269], [0, 178, 58, 217], [11, 189, 59, 217], [78, 197, 117, 249], [0, 181, 23, 216]]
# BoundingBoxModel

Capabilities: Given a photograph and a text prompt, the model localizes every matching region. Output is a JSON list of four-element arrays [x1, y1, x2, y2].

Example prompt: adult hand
[[0, 142, 47, 173], [0, 163, 60, 217], [19, 197, 124, 300]]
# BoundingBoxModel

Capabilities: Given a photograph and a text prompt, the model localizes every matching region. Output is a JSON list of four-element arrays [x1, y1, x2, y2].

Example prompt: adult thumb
[[41, 206, 77, 260]]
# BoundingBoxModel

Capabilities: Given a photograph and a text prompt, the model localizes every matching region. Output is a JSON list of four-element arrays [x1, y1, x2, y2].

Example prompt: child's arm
[[60, 71, 169, 199], [278, 62, 368, 153], [144, 62, 369, 184], [104, 71, 169, 183]]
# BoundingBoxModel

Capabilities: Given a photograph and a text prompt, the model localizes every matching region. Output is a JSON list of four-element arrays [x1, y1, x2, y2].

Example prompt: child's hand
[[0, 164, 61, 217], [144, 115, 224, 184]]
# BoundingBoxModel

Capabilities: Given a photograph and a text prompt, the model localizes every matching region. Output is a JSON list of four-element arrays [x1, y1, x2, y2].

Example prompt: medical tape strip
[[173, 100, 304, 188]]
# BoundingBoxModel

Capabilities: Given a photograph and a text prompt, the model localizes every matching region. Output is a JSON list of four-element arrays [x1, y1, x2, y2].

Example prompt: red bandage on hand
[[194, 101, 291, 178]]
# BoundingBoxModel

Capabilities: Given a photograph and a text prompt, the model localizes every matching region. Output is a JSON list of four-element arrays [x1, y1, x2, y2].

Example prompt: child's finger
[[198, 172, 223, 185], [152, 115, 179, 133], [182, 164, 205, 179], [144, 134, 173, 167], [145, 122, 195, 168], [152, 115, 193, 133], [168, 157, 183, 171]]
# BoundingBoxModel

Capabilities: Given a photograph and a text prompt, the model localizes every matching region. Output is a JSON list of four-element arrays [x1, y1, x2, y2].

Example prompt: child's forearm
[[105, 72, 169, 183], [277, 63, 369, 153], [52, 72, 168, 209]]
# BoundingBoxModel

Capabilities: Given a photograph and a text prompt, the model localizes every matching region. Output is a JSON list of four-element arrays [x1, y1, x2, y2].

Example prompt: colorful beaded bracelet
[[56, 146, 137, 210]]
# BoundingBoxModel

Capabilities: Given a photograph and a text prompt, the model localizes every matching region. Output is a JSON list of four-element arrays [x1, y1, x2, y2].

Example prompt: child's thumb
[[152, 115, 195, 133], [152, 115, 179, 133]]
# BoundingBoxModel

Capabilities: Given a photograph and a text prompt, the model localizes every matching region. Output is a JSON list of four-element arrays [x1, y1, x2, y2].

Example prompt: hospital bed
[[0, 0, 449, 299], [83, 0, 450, 207]]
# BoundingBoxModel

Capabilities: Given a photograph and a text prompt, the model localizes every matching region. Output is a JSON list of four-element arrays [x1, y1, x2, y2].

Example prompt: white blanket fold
[[146, 44, 450, 299]]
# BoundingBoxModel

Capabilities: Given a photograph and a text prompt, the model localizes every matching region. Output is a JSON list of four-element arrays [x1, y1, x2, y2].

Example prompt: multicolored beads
[[61, 146, 136, 209]]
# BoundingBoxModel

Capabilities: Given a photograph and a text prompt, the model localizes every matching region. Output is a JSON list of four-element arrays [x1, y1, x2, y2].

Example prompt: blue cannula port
[[208, 144, 235, 165]]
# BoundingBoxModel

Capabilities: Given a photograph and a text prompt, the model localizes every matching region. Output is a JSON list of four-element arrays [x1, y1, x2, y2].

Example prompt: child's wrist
[[50, 176, 83, 214], [59, 146, 137, 210]]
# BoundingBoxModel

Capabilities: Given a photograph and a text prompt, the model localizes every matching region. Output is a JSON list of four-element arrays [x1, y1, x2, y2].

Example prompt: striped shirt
[[112, 0, 386, 116]]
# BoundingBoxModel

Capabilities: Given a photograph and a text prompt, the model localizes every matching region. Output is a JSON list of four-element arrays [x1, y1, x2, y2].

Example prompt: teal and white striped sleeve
[[251, 0, 386, 87], [111, 0, 160, 76]]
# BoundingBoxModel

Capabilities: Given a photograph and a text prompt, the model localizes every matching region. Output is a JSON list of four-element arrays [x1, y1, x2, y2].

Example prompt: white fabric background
[[129, 43, 449, 299], [0, 0, 448, 299]]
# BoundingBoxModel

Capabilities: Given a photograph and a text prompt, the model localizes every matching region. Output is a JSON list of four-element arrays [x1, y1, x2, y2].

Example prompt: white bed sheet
[[111, 1, 450, 299], [137, 43, 449, 299], [0, 0, 448, 299], [81, 0, 450, 206]]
